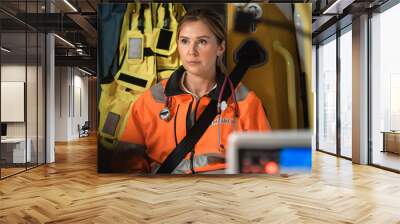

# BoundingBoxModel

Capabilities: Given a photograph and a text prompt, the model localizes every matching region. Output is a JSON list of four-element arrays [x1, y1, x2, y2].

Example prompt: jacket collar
[[164, 66, 225, 101]]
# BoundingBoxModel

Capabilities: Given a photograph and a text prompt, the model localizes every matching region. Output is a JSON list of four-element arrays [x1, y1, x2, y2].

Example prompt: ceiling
[[311, 0, 389, 43], [0, 0, 99, 73]]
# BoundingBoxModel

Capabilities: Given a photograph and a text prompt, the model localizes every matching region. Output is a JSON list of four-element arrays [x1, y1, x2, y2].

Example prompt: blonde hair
[[177, 8, 227, 74]]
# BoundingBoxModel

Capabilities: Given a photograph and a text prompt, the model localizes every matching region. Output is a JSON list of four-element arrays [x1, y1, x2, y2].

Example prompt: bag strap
[[100, 5, 126, 83], [156, 40, 266, 174]]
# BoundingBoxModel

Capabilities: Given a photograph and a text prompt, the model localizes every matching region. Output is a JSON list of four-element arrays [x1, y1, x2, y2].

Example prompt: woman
[[119, 8, 271, 174]]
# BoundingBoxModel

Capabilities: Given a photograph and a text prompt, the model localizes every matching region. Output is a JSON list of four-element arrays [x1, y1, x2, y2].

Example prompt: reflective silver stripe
[[150, 82, 166, 103], [117, 141, 147, 153], [162, 168, 225, 174], [235, 85, 249, 102], [152, 81, 248, 103], [102, 112, 120, 136], [150, 154, 226, 174], [172, 153, 225, 174], [200, 169, 226, 174]]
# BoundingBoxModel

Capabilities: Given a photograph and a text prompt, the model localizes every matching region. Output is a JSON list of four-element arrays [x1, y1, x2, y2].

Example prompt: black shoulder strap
[[156, 39, 266, 174], [156, 62, 249, 174], [156, 100, 218, 174]]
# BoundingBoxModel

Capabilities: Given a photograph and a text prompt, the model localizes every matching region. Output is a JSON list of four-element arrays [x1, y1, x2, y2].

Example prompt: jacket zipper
[[190, 96, 202, 174], [173, 104, 180, 146], [185, 96, 195, 173]]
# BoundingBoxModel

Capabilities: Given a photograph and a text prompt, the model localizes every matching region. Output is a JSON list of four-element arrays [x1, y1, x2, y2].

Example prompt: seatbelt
[[156, 39, 267, 174]]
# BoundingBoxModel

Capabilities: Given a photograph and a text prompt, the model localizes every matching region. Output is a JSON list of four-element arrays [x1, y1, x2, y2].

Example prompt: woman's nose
[[188, 42, 198, 56]]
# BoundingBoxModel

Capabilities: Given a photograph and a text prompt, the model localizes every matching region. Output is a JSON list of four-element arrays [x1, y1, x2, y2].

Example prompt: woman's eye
[[199, 39, 207, 45], [180, 39, 188, 45]]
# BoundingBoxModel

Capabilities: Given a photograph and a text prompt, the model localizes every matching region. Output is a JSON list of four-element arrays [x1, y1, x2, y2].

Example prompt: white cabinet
[[1, 138, 32, 163]]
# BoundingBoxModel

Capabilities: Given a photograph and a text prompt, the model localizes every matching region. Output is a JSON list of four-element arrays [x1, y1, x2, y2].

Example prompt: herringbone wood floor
[[1, 135, 400, 223]]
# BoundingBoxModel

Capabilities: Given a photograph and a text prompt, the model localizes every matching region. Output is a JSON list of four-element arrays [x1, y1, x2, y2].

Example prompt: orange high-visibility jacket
[[119, 66, 271, 173]]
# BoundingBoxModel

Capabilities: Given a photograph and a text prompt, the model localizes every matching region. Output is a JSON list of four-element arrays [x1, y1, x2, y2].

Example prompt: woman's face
[[177, 20, 225, 77]]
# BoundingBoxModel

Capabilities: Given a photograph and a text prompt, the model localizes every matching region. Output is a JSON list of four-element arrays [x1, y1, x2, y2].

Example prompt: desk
[[1, 138, 31, 164], [381, 131, 400, 154]]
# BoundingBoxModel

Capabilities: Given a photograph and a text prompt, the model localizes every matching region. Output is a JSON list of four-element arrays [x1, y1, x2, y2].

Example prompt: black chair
[[79, 121, 90, 138]]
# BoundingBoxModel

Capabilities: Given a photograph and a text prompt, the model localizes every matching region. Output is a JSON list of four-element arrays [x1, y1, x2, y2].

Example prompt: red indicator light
[[264, 161, 279, 174]]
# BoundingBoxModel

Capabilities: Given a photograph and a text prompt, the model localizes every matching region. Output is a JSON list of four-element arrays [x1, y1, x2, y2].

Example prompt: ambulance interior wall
[[226, 3, 306, 129], [276, 4, 293, 22], [54, 67, 89, 141]]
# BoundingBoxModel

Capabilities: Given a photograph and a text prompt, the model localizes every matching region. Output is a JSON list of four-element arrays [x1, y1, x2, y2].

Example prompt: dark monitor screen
[[1, 123, 7, 137]]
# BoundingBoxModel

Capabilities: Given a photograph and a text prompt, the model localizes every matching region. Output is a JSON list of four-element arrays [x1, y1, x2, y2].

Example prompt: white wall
[[54, 67, 89, 141], [72, 72, 89, 138], [1, 65, 40, 138], [1, 63, 46, 164], [55, 66, 69, 141], [1, 65, 26, 139]]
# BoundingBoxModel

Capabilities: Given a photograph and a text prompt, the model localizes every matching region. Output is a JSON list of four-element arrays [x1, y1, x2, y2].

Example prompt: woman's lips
[[187, 61, 200, 65]]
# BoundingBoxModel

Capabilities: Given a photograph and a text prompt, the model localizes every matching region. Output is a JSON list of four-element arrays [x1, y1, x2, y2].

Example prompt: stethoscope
[[216, 74, 240, 151], [159, 74, 240, 150]]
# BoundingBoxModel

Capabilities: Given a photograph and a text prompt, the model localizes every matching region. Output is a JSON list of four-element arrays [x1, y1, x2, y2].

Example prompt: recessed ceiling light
[[63, 0, 78, 12], [78, 67, 92, 76], [1, 47, 11, 53], [54, 34, 75, 48], [322, 0, 355, 15]]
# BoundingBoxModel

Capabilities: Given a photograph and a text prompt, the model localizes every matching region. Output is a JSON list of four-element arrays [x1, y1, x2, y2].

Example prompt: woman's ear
[[217, 40, 226, 56]]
